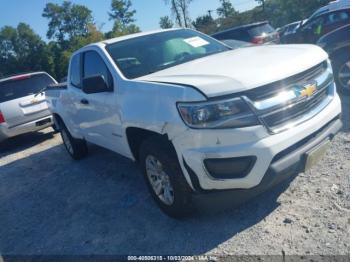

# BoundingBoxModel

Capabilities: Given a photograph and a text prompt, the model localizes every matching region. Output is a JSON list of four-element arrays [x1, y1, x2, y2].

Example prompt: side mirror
[[82, 75, 109, 94]]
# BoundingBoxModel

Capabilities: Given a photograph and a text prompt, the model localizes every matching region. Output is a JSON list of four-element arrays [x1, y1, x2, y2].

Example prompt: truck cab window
[[70, 54, 81, 88], [83, 51, 113, 90]]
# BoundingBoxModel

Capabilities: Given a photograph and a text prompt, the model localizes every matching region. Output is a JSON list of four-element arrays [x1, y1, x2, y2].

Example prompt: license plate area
[[36, 118, 51, 127], [304, 139, 330, 172]]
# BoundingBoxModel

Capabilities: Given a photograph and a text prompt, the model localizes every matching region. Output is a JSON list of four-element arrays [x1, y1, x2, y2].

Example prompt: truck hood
[[137, 44, 328, 98]]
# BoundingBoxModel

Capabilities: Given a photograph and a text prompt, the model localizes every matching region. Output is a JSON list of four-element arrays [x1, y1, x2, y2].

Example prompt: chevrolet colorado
[[46, 29, 342, 217]]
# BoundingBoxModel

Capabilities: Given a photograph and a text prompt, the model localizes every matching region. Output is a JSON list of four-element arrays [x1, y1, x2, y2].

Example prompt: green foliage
[[217, 0, 237, 18], [42, 1, 93, 44], [106, 0, 140, 38], [108, 0, 136, 26], [193, 0, 330, 34], [192, 15, 217, 34], [0, 23, 53, 78], [164, 0, 193, 27], [159, 16, 174, 29], [50, 24, 105, 80]]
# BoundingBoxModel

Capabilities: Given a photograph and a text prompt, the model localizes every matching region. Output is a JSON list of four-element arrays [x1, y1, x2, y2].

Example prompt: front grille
[[245, 61, 327, 101], [244, 61, 334, 133], [262, 86, 329, 128]]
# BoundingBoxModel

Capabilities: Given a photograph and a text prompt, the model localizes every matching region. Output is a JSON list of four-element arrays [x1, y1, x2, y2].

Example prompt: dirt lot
[[0, 96, 349, 257]]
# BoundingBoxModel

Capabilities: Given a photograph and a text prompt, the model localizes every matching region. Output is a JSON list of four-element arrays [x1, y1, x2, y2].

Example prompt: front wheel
[[139, 136, 193, 218], [333, 53, 350, 94], [60, 122, 88, 160]]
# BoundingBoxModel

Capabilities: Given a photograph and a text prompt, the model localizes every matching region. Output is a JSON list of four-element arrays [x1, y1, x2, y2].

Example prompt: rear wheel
[[139, 136, 193, 218], [333, 52, 350, 94], [60, 122, 88, 160]]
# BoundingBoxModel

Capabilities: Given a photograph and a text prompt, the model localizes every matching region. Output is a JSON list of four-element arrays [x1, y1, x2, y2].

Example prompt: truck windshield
[[106, 29, 230, 79], [0, 73, 55, 103]]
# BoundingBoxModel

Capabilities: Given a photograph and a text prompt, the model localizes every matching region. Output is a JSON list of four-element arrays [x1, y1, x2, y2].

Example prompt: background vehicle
[[279, 21, 303, 43], [0, 72, 57, 142], [211, 21, 280, 44], [318, 24, 350, 93], [285, 7, 350, 44], [221, 39, 253, 49], [46, 29, 341, 217], [308, 0, 350, 22]]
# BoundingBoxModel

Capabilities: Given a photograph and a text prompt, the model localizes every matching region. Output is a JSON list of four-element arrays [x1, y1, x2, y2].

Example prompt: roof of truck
[[101, 28, 181, 45]]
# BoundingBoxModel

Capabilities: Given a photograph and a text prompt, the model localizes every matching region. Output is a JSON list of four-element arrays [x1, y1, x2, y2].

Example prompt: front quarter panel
[[119, 80, 206, 139]]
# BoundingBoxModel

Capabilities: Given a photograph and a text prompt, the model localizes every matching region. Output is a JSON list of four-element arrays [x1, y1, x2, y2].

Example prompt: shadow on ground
[[0, 130, 55, 157], [0, 138, 292, 255]]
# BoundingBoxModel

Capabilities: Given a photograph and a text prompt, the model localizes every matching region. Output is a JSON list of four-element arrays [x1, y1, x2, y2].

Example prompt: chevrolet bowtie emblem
[[294, 82, 317, 98]]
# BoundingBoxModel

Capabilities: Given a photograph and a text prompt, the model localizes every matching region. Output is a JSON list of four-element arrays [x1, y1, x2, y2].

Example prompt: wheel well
[[126, 127, 169, 161], [330, 46, 350, 62], [52, 113, 64, 129]]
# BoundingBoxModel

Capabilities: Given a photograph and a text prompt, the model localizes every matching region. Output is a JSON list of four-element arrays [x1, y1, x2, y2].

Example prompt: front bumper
[[172, 94, 342, 191], [189, 117, 342, 209], [0, 115, 53, 142]]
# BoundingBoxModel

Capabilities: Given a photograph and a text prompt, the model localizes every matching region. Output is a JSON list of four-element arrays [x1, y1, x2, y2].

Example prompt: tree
[[0, 23, 53, 78], [255, 0, 265, 11], [164, 0, 193, 27], [107, 0, 140, 37], [159, 16, 174, 29], [42, 1, 93, 44], [50, 24, 105, 80], [217, 0, 236, 18], [192, 15, 217, 34], [108, 0, 136, 26]]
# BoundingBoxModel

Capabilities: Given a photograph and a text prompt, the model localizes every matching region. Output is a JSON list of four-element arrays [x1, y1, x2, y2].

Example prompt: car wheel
[[52, 122, 60, 133], [333, 53, 350, 94], [60, 122, 88, 160], [139, 136, 193, 218]]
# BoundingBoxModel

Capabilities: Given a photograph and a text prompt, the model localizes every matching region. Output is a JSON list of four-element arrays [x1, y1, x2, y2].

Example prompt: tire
[[60, 121, 88, 160], [139, 136, 193, 218], [52, 122, 59, 133], [333, 52, 350, 94]]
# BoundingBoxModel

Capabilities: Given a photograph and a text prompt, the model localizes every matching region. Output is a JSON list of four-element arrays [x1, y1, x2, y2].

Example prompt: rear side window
[[0, 74, 55, 103], [70, 54, 81, 88], [248, 24, 275, 36], [324, 11, 350, 25], [83, 51, 113, 89]]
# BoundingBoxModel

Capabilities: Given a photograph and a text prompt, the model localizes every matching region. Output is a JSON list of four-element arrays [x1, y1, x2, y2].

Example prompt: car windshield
[[106, 29, 230, 79], [0, 73, 55, 103]]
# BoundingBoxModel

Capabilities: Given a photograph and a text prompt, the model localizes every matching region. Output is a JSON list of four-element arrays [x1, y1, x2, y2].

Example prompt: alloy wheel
[[145, 155, 175, 206], [338, 61, 350, 90]]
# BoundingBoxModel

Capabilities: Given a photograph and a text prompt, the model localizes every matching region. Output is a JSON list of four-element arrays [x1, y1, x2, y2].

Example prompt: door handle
[[80, 98, 89, 105]]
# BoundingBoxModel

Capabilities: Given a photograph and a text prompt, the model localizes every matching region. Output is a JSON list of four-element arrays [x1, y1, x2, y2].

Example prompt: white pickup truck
[[46, 28, 342, 217]]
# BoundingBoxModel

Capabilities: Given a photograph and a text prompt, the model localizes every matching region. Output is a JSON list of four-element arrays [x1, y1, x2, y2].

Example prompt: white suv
[[46, 29, 342, 217], [0, 72, 57, 142]]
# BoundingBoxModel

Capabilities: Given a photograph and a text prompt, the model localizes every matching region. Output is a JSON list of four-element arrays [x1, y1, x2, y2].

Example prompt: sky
[[0, 0, 258, 41]]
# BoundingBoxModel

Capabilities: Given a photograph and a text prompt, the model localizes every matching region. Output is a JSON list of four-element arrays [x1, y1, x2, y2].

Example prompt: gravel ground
[[0, 96, 349, 257]]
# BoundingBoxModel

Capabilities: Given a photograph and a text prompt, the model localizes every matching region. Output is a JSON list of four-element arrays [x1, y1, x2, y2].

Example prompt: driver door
[[77, 50, 120, 149]]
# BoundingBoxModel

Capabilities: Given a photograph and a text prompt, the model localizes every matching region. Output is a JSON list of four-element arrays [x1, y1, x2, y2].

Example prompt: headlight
[[177, 97, 260, 129]]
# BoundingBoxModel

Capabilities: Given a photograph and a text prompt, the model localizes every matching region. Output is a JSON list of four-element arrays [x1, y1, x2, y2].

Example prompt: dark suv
[[285, 7, 350, 44], [211, 21, 280, 44], [318, 24, 350, 93]]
